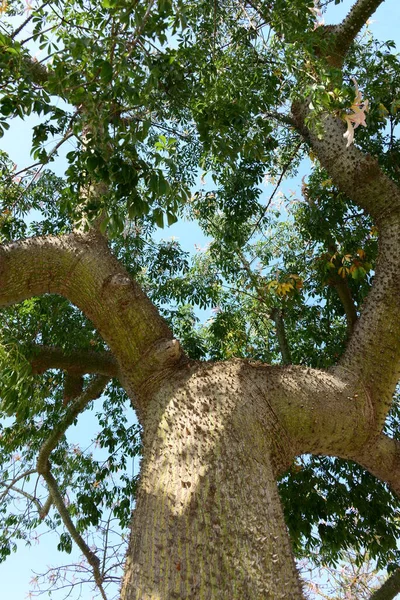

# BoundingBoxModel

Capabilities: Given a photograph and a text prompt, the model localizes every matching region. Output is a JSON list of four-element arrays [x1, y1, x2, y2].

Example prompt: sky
[[0, 1, 400, 599]]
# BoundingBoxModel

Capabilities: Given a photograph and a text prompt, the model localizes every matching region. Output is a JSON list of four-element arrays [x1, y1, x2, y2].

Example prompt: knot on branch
[[146, 338, 181, 366]]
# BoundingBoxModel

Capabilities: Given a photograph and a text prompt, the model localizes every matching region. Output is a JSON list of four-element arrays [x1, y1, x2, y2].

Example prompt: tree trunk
[[120, 361, 305, 599]]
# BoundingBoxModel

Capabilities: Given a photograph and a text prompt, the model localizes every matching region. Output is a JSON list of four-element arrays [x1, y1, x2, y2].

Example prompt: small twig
[[0, 468, 36, 504], [0, 482, 42, 512], [244, 141, 303, 245]]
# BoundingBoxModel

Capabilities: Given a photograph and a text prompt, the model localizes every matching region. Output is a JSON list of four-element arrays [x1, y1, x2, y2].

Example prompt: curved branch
[[36, 375, 110, 600], [2, 485, 42, 512], [292, 106, 400, 427], [0, 231, 183, 409], [29, 345, 119, 378], [351, 434, 400, 498], [36, 375, 109, 474], [244, 362, 374, 469]]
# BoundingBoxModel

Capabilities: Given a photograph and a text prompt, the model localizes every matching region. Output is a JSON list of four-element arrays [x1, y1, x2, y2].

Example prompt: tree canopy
[[0, 0, 400, 598]]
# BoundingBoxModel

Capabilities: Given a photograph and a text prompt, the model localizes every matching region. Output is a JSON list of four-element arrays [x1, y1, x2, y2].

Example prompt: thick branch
[[314, 0, 384, 68], [369, 569, 400, 600], [351, 434, 400, 498], [333, 0, 385, 62], [244, 362, 374, 468], [63, 373, 84, 405], [0, 231, 183, 410], [29, 344, 119, 378], [292, 106, 400, 426]]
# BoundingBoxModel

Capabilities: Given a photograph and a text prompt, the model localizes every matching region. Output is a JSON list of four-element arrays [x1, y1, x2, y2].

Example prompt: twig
[[244, 140, 303, 245], [0, 468, 36, 503]]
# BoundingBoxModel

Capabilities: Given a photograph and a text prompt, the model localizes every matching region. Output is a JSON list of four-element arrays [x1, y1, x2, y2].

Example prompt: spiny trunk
[[120, 361, 305, 600]]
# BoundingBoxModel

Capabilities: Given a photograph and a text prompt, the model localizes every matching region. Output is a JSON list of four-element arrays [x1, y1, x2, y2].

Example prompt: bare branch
[[43, 470, 108, 600], [0, 469, 36, 504], [36, 375, 110, 600], [0, 483, 42, 512]]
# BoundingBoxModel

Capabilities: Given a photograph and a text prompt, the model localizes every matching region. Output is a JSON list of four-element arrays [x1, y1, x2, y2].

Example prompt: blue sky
[[0, 1, 399, 598]]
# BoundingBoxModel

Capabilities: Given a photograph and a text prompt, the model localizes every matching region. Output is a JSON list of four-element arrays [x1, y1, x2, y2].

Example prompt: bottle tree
[[0, 0, 400, 598]]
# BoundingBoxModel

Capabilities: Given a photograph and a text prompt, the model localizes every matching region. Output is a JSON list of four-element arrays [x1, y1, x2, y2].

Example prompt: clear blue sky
[[0, 1, 399, 599]]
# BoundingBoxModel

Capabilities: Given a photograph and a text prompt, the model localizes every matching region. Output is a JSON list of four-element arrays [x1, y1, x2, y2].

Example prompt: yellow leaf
[[378, 103, 389, 117], [321, 179, 332, 188], [357, 248, 366, 259], [391, 100, 400, 115], [338, 266, 348, 278]]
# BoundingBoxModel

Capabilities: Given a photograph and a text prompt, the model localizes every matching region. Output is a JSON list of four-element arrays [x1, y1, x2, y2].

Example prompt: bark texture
[[120, 361, 305, 600]]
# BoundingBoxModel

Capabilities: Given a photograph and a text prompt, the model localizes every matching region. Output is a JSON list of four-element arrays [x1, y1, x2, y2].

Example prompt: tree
[[1, 0, 400, 598]]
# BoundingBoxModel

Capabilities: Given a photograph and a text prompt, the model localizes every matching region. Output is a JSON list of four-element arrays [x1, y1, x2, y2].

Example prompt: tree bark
[[120, 361, 305, 600]]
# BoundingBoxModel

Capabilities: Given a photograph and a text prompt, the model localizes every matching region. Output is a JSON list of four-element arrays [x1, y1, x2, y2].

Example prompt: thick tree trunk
[[120, 361, 305, 600]]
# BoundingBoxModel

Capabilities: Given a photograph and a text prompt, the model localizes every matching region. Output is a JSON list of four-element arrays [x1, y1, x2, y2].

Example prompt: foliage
[[0, 0, 399, 597]]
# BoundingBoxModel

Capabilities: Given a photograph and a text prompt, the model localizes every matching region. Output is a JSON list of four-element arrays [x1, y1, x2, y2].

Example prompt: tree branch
[[0, 469, 36, 504], [37, 375, 109, 474], [369, 568, 400, 600], [330, 276, 358, 336], [36, 375, 110, 600], [63, 373, 84, 405], [270, 308, 292, 364], [351, 434, 400, 497], [315, 0, 385, 68], [29, 344, 119, 378], [292, 105, 400, 428], [0, 231, 183, 410], [333, 0, 385, 61], [236, 249, 293, 364]]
